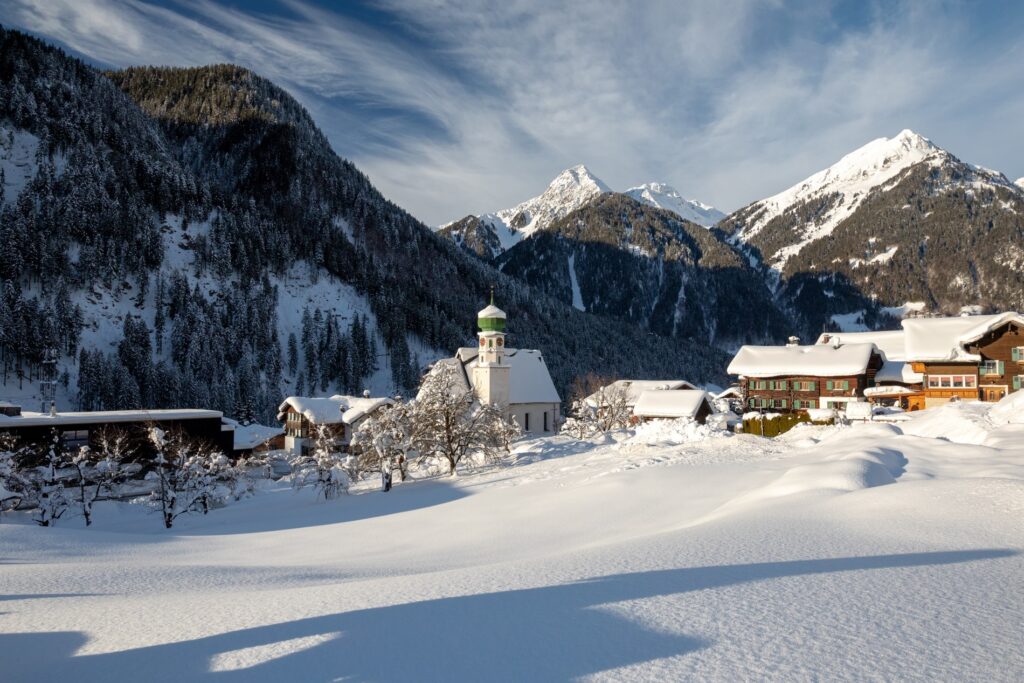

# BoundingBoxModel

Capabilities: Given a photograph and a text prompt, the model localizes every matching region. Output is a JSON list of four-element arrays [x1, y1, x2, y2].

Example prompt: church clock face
[[497, 338, 503, 347], [479, 338, 486, 346]]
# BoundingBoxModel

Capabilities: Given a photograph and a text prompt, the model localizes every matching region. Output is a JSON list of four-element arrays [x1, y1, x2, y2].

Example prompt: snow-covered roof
[[222, 418, 284, 450], [447, 348, 560, 405], [816, 329, 922, 384], [584, 379, 699, 408], [714, 386, 743, 399], [633, 390, 713, 419], [902, 313, 1024, 362], [0, 409, 222, 428], [477, 304, 506, 319], [727, 344, 876, 378], [816, 329, 907, 360], [276, 395, 394, 425]]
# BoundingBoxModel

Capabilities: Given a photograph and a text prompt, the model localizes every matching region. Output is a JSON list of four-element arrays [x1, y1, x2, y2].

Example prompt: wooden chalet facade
[[728, 343, 883, 414], [905, 313, 1024, 407]]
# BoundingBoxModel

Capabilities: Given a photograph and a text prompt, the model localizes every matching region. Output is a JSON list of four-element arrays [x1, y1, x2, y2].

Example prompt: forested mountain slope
[[0, 26, 729, 421], [496, 193, 788, 348]]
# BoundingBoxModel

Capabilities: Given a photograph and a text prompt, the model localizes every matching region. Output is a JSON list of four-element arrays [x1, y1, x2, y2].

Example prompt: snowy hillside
[[3, 396, 1024, 680], [1016, 177, 1024, 190], [625, 182, 725, 227]]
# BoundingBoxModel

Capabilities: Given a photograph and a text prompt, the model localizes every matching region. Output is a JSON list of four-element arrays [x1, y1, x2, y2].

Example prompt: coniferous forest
[[0, 26, 729, 422]]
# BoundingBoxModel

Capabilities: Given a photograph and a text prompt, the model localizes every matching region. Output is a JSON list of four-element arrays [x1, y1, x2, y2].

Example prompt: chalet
[[903, 312, 1024, 407], [727, 343, 883, 413], [0, 406, 233, 457], [816, 329, 925, 410], [632, 390, 715, 424], [427, 299, 561, 435], [277, 394, 394, 456]]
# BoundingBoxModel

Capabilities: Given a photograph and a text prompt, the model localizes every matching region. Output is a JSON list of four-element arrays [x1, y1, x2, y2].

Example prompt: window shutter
[[780, 381, 787, 390], [844, 380, 850, 390], [1014, 376, 1022, 391], [780, 399, 787, 408], [826, 380, 833, 390], [997, 361, 1005, 375], [1013, 347, 1021, 362]]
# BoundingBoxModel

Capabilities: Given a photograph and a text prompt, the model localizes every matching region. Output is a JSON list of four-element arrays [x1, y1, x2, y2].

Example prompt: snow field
[[2, 396, 1024, 681]]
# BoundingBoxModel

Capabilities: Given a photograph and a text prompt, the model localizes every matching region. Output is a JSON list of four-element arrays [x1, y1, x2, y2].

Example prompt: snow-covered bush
[[148, 427, 241, 528], [290, 424, 350, 500]]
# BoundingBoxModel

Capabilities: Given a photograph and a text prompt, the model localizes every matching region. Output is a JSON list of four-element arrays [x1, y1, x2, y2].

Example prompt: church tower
[[472, 293, 511, 410]]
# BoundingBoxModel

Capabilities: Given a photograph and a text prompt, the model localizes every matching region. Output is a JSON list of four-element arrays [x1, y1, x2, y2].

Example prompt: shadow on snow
[[2, 549, 1015, 681]]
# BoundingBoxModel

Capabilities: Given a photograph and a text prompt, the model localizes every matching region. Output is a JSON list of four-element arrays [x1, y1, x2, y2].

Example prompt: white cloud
[[2, 0, 1022, 224]]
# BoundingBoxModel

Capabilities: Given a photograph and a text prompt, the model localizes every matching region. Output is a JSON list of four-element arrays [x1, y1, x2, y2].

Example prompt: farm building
[[632, 390, 715, 424]]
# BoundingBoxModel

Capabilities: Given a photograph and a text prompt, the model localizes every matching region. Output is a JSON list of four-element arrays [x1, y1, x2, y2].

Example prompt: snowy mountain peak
[[624, 182, 725, 227], [1015, 177, 1024, 191], [729, 129, 948, 268]]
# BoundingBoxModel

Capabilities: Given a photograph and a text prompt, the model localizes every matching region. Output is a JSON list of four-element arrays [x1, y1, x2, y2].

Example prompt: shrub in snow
[[290, 424, 351, 500], [148, 427, 241, 528]]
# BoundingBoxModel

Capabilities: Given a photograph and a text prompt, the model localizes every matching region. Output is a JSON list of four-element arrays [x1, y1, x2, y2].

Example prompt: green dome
[[478, 303, 507, 332]]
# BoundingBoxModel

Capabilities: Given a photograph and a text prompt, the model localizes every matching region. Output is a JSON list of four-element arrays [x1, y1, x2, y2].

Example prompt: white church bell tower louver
[[473, 291, 511, 410]]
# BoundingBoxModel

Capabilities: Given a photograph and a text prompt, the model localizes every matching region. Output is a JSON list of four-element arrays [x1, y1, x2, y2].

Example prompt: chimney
[[786, 336, 801, 347]]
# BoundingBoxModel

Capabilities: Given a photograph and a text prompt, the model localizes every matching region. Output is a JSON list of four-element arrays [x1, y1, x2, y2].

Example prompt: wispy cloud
[[3, 0, 1023, 224]]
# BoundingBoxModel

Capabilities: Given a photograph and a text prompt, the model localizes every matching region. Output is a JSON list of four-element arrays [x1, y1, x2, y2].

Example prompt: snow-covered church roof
[[902, 313, 1024, 362], [277, 395, 394, 425], [728, 343, 876, 378], [633, 390, 713, 419], [446, 347, 560, 404]]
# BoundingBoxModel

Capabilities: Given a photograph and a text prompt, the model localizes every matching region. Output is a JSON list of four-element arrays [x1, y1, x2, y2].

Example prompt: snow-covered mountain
[[724, 129, 1021, 271], [440, 166, 724, 259], [440, 164, 609, 258], [624, 182, 725, 227], [1016, 177, 1024, 190], [720, 129, 1024, 331]]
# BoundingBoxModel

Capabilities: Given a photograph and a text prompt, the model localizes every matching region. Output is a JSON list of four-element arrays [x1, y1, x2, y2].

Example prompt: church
[[429, 298, 562, 435]]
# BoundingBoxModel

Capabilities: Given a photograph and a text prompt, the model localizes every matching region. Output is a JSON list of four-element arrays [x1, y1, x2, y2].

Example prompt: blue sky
[[2, 0, 1023, 225]]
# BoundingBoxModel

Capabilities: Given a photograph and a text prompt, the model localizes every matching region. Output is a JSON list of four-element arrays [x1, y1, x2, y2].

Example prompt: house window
[[1012, 347, 1024, 362], [543, 411, 549, 432], [927, 375, 977, 389], [61, 429, 89, 450], [748, 398, 756, 408], [980, 360, 1004, 375], [524, 413, 530, 431]]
